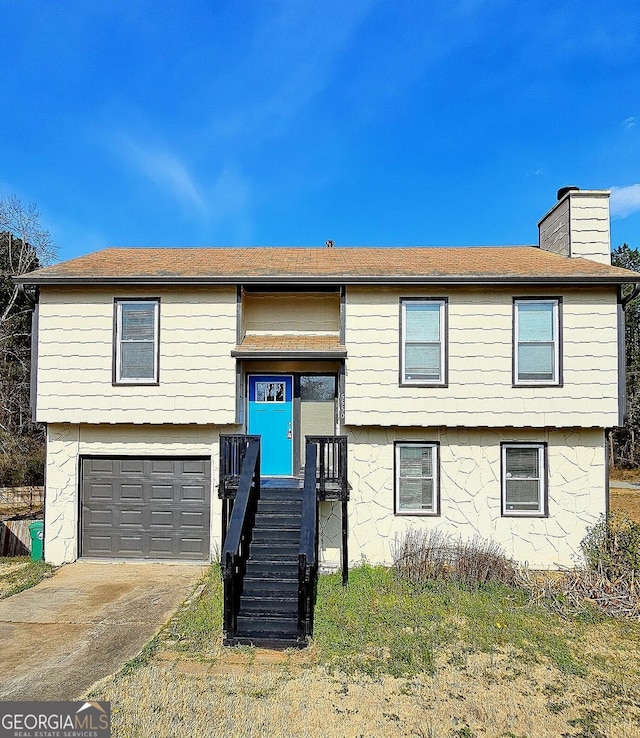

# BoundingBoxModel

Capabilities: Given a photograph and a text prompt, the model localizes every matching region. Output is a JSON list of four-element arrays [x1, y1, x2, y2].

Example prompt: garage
[[80, 456, 211, 560]]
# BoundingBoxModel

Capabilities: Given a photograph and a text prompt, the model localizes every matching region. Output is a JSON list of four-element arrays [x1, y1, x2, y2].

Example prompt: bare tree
[[0, 196, 56, 483], [611, 244, 640, 468], [0, 195, 56, 326]]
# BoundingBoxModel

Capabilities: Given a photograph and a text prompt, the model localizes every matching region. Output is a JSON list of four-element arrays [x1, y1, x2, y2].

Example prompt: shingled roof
[[15, 246, 640, 285]]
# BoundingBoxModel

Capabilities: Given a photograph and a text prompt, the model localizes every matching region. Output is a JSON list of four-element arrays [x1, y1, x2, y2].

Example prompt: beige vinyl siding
[[344, 285, 619, 428], [243, 292, 340, 335], [538, 190, 611, 265], [539, 196, 570, 257], [569, 194, 611, 265], [36, 287, 238, 425]]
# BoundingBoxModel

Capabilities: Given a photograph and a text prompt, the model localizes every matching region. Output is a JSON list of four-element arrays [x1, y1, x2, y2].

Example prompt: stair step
[[258, 496, 303, 507], [257, 500, 303, 515], [243, 577, 298, 594], [240, 596, 297, 616], [250, 542, 299, 558], [225, 636, 303, 649], [252, 528, 300, 544], [245, 560, 298, 577], [259, 488, 303, 502], [236, 615, 298, 638], [254, 513, 302, 527]]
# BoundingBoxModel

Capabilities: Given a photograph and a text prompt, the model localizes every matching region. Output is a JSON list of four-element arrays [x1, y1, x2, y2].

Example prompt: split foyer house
[[18, 187, 640, 573]]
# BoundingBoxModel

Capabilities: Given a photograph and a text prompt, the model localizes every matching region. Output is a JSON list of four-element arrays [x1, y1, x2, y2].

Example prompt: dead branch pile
[[392, 529, 517, 588], [518, 567, 640, 619]]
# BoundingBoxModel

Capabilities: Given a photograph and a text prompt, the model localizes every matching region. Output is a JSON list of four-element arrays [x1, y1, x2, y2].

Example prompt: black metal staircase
[[235, 483, 303, 647], [219, 434, 349, 649]]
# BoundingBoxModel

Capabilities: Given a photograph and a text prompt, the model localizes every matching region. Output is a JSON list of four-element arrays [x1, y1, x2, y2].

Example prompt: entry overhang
[[232, 334, 347, 360]]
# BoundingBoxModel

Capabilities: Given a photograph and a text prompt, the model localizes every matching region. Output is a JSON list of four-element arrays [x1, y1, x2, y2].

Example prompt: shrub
[[580, 512, 640, 579], [0, 431, 45, 487], [392, 528, 517, 588]]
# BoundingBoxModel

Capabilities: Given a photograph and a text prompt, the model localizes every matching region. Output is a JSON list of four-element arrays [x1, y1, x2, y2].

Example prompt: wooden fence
[[0, 487, 44, 556], [0, 518, 37, 556]]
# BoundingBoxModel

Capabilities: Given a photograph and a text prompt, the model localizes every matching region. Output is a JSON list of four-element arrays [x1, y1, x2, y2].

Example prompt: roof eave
[[13, 274, 637, 286], [231, 349, 348, 359]]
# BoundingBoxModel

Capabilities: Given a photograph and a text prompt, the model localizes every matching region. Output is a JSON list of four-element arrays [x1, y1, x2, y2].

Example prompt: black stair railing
[[219, 434, 260, 543], [219, 434, 261, 499], [306, 435, 350, 585], [220, 436, 261, 642], [305, 435, 349, 501], [298, 441, 319, 643]]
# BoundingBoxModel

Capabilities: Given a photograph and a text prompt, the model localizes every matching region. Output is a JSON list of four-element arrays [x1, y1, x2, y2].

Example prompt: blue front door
[[248, 375, 293, 476]]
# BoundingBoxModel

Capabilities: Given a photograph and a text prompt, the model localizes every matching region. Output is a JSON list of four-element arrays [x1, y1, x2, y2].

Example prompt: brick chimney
[[538, 187, 611, 264]]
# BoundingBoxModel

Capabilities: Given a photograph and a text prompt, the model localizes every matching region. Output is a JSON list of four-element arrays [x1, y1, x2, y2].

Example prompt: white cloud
[[118, 137, 205, 211], [610, 184, 640, 218], [623, 116, 636, 129]]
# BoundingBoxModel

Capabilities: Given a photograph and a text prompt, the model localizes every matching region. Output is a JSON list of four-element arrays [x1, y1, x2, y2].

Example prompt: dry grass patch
[[87, 563, 640, 737], [0, 556, 53, 598], [610, 486, 640, 523], [609, 467, 640, 483], [93, 650, 640, 738]]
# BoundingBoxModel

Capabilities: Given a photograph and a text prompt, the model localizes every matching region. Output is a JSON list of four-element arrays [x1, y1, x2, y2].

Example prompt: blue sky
[[1, 0, 640, 263]]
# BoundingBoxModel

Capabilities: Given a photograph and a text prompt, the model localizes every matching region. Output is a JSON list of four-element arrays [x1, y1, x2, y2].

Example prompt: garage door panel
[[183, 459, 207, 474], [120, 484, 145, 501], [180, 510, 207, 528], [84, 507, 113, 527], [149, 510, 174, 528], [84, 535, 114, 555], [181, 484, 206, 502], [118, 535, 145, 553], [120, 459, 145, 474], [150, 459, 177, 474], [179, 537, 208, 556], [85, 458, 115, 475], [83, 483, 115, 503], [149, 484, 174, 502], [81, 456, 210, 560], [119, 508, 145, 527], [147, 536, 173, 556]]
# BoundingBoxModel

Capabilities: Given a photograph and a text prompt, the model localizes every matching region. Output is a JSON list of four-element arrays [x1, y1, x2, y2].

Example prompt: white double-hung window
[[114, 299, 160, 384], [514, 299, 561, 385], [501, 443, 547, 516], [400, 299, 447, 385], [395, 442, 439, 515]]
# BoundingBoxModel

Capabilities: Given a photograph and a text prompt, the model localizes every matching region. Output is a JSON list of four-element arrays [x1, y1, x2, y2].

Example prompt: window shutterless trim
[[512, 297, 562, 387], [112, 297, 161, 386], [399, 297, 448, 387], [500, 441, 548, 518], [394, 441, 441, 516]]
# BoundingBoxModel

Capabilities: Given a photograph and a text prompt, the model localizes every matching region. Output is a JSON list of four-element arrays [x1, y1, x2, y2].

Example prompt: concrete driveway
[[0, 560, 206, 700]]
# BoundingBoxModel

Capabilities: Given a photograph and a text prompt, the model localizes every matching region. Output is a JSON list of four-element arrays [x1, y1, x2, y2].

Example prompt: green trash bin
[[29, 521, 44, 561]]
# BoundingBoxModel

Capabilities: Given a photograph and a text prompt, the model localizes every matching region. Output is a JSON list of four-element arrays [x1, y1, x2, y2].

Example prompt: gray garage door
[[81, 456, 211, 560]]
